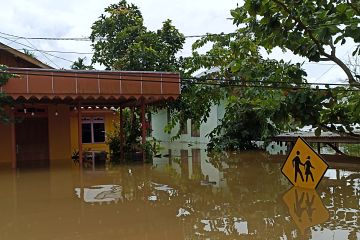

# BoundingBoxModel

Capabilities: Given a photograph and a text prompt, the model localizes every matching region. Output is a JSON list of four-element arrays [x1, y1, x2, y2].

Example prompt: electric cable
[[1, 69, 359, 92], [0, 19, 358, 41], [0, 35, 74, 63]]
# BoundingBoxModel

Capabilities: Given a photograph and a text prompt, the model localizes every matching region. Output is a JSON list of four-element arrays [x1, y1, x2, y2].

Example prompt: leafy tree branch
[[0, 65, 16, 123], [232, 0, 360, 84]]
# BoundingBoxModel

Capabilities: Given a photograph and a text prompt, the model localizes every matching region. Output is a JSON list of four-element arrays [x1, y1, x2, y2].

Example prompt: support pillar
[[317, 142, 321, 154], [286, 142, 292, 153], [10, 110, 16, 169], [141, 103, 146, 145], [119, 107, 124, 161], [78, 102, 83, 168], [141, 101, 146, 162]]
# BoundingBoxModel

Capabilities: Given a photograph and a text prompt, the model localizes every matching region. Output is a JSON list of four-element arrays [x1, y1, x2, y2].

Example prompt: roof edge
[[0, 42, 54, 69], [7, 67, 180, 75]]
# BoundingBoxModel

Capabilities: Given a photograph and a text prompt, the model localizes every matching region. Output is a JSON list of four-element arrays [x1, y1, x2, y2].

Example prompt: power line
[[0, 31, 90, 41], [0, 45, 351, 66], [0, 34, 61, 68], [227, 19, 360, 29], [0, 46, 93, 55], [0, 30, 357, 68], [0, 45, 353, 66], [24, 38, 60, 69], [0, 20, 358, 42], [0, 31, 234, 41], [0, 35, 74, 63], [2, 68, 353, 86], [1, 44, 358, 69], [2, 69, 359, 92]]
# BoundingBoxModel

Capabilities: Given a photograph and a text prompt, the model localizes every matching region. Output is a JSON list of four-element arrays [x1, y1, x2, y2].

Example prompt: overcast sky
[[0, 0, 355, 83]]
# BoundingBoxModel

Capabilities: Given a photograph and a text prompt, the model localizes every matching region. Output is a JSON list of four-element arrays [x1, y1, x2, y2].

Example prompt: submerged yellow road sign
[[281, 137, 329, 189], [282, 187, 329, 235]]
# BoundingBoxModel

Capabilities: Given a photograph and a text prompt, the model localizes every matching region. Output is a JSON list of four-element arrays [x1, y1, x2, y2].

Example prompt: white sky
[[0, 0, 355, 83]]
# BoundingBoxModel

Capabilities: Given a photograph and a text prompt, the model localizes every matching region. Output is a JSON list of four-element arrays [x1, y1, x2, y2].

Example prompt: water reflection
[[75, 185, 122, 203], [282, 187, 329, 236], [0, 146, 358, 239]]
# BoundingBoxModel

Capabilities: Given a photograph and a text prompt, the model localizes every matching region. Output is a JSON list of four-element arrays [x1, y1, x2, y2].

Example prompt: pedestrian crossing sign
[[281, 137, 329, 189]]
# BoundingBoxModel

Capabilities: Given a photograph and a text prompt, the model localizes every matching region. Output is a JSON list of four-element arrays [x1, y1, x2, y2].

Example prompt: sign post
[[281, 137, 329, 189]]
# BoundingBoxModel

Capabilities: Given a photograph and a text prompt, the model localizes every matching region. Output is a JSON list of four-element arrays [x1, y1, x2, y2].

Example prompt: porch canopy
[[1, 67, 180, 106]]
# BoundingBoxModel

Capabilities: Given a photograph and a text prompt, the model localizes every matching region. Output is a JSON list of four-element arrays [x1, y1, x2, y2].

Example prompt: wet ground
[[0, 150, 358, 240]]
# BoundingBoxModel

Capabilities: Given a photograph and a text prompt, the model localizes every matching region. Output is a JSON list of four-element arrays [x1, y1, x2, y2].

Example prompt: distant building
[[151, 101, 226, 145], [151, 68, 226, 145]]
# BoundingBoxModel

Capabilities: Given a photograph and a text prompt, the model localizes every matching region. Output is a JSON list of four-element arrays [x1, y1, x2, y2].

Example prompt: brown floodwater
[[0, 150, 358, 240]]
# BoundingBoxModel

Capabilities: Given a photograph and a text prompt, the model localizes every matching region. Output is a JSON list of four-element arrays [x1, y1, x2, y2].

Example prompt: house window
[[82, 117, 105, 143], [191, 120, 200, 137]]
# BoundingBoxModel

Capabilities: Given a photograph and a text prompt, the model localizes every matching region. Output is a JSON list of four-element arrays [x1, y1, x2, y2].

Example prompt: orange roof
[[0, 42, 53, 69], [1, 68, 180, 106]]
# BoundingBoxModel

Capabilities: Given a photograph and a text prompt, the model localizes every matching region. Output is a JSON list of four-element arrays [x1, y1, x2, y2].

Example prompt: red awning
[[1, 68, 180, 104]]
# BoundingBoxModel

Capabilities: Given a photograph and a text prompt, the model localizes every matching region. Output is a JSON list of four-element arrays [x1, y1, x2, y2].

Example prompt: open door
[[15, 117, 49, 168]]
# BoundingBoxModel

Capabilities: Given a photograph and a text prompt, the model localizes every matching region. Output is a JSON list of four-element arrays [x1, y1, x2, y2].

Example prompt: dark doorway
[[15, 117, 49, 168]]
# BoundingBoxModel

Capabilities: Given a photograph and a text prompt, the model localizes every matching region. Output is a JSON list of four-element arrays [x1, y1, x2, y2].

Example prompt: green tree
[[167, 32, 310, 149], [231, 0, 360, 84], [90, 1, 185, 160], [71, 57, 94, 70], [230, 0, 360, 138], [90, 0, 185, 71], [168, 1, 360, 150]]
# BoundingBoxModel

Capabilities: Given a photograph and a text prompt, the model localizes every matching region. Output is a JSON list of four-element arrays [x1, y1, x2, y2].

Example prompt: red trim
[[78, 102, 83, 167], [120, 107, 124, 161], [10, 110, 16, 169], [141, 102, 146, 162]]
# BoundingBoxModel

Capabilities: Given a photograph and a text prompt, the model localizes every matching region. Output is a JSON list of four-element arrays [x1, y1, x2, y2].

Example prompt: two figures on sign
[[292, 151, 315, 183]]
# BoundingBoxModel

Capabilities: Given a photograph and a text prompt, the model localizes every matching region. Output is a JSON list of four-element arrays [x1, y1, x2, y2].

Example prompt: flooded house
[[0, 43, 180, 169]]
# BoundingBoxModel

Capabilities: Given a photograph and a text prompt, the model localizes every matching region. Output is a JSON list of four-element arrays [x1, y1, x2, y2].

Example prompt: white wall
[[151, 109, 170, 142], [151, 101, 225, 144]]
